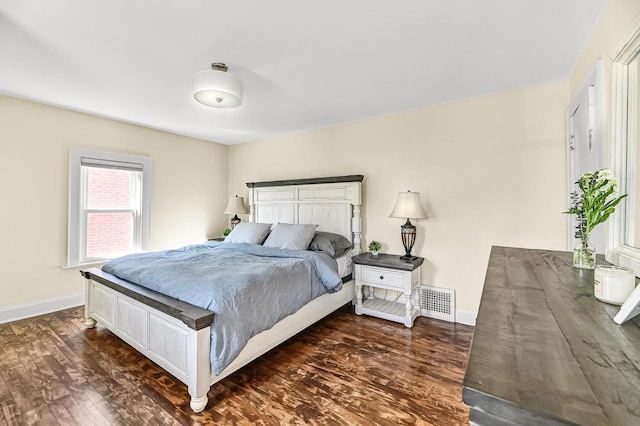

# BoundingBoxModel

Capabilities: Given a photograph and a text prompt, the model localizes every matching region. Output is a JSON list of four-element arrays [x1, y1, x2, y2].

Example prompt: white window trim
[[607, 20, 640, 276], [67, 147, 152, 268]]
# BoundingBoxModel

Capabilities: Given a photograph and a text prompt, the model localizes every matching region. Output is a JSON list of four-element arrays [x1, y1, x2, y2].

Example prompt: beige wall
[[228, 80, 569, 314], [0, 95, 228, 309]]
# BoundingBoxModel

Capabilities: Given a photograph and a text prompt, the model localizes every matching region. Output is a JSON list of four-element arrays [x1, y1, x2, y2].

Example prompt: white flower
[[594, 169, 617, 193], [596, 169, 615, 183], [598, 168, 614, 178]]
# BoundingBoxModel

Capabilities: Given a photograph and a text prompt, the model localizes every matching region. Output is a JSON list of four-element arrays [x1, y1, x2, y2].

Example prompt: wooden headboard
[[246, 175, 363, 254]]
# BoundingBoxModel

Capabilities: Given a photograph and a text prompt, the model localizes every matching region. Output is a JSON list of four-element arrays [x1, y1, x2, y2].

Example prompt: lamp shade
[[223, 196, 249, 215], [194, 63, 242, 108], [389, 191, 427, 219]]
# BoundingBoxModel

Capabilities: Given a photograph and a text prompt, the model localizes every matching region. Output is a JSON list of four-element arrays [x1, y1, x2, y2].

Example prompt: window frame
[[68, 148, 152, 267], [606, 20, 640, 276]]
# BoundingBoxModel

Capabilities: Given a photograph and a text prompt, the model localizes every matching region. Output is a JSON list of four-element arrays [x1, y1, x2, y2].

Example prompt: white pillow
[[263, 223, 319, 251], [223, 222, 272, 244]]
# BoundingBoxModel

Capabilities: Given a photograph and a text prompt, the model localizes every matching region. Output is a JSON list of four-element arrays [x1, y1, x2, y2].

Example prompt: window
[[68, 148, 151, 267]]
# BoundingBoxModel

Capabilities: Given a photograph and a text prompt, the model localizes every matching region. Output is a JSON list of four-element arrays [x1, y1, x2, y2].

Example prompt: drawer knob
[[380, 275, 384, 280]]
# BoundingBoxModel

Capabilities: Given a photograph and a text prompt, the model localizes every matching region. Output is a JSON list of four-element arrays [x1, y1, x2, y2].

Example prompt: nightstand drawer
[[361, 266, 404, 289]]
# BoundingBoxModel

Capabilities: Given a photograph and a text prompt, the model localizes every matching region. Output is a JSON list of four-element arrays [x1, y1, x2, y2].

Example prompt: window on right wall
[[67, 147, 152, 267]]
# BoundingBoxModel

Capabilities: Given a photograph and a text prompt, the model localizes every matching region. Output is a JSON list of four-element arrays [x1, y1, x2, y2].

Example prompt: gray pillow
[[223, 222, 272, 245], [309, 231, 353, 258], [263, 223, 318, 251]]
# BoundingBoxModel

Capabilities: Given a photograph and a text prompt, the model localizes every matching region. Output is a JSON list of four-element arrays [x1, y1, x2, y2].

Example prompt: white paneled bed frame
[[81, 175, 363, 412]]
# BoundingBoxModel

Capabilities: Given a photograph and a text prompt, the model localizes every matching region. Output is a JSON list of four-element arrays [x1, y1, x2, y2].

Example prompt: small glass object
[[594, 265, 636, 305], [573, 240, 595, 270]]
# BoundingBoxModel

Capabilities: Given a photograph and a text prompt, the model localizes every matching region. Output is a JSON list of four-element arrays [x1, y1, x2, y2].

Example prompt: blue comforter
[[102, 242, 342, 374]]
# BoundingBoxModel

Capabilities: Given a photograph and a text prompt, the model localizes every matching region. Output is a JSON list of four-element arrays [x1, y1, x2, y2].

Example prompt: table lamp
[[224, 195, 249, 228], [389, 190, 427, 260]]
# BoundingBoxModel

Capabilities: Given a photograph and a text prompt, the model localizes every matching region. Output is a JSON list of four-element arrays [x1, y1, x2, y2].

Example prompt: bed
[[80, 175, 363, 413]]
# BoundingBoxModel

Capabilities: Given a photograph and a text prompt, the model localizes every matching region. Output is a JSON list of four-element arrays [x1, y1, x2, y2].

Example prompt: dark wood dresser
[[463, 246, 640, 426]]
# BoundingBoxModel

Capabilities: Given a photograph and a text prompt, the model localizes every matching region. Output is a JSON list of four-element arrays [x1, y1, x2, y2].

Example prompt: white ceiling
[[0, 0, 606, 145]]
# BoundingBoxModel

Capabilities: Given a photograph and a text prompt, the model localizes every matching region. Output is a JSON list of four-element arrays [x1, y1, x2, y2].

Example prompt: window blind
[[81, 156, 144, 172]]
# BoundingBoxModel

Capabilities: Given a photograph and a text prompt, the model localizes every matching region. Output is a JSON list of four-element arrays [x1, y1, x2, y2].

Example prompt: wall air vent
[[420, 285, 455, 322]]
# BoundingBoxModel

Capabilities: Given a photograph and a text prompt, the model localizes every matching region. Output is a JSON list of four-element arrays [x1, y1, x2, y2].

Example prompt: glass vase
[[573, 240, 595, 270]]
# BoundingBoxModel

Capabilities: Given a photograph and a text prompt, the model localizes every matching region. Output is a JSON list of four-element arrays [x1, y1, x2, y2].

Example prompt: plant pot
[[371, 250, 379, 256]]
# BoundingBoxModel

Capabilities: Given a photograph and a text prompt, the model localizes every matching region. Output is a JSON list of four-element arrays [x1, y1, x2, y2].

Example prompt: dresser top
[[463, 246, 640, 426], [351, 253, 424, 271]]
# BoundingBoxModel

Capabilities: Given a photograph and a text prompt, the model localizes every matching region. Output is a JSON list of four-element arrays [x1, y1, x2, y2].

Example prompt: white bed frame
[[82, 176, 363, 413]]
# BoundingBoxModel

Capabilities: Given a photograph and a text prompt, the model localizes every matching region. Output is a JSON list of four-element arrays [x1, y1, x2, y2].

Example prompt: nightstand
[[208, 237, 225, 242], [352, 253, 424, 328]]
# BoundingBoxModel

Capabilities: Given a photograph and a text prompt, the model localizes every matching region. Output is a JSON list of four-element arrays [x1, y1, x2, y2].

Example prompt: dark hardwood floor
[[0, 305, 473, 425]]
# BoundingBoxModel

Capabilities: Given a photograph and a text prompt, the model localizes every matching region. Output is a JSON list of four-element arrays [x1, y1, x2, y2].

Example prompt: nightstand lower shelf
[[360, 298, 420, 327]]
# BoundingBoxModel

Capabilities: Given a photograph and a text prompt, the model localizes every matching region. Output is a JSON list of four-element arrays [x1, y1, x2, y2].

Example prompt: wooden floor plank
[[262, 353, 433, 425], [37, 330, 142, 425], [0, 369, 17, 426], [14, 340, 80, 426], [0, 347, 60, 425], [275, 324, 469, 423], [0, 338, 21, 426], [44, 321, 167, 425], [0, 305, 473, 425]]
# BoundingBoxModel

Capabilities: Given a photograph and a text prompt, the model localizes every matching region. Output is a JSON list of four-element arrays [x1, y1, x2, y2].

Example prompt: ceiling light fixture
[[193, 63, 243, 108]]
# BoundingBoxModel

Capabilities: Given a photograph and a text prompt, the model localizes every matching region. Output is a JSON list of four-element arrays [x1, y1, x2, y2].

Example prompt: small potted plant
[[368, 240, 382, 256], [223, 227, 232, 237]]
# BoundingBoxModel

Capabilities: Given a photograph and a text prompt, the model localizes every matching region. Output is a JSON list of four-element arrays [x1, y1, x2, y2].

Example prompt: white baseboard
[[456, 309, 477, 326], [0, 293, 84, 324]]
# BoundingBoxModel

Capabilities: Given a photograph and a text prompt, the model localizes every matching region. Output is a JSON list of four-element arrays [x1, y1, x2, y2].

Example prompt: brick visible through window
[[84, 167, 139, 259], [86, 212, 134, 258], [87, 168, 133, 209]]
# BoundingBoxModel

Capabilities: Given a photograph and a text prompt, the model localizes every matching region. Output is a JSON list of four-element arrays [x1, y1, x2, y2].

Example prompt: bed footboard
[[81, 268, 214, 413], [81, 267, 355, 413]]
